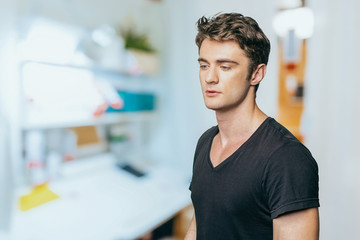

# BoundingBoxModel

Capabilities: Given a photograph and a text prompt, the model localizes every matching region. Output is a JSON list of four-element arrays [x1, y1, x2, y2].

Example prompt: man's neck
[[215, 101, 267, 147]]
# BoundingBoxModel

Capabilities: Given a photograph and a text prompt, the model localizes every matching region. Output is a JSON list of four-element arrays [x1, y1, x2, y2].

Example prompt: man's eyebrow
[[198, 58, 208, 63], [216, 59, 239, 65], [197, 58, 239, 65]]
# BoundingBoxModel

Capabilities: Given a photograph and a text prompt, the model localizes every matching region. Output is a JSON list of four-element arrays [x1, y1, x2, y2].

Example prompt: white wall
[[303, 0, 360, 239], [149, 0, 204, 172]]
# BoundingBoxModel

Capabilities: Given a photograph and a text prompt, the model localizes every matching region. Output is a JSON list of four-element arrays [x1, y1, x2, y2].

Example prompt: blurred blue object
[[106, 91, 155, 112]]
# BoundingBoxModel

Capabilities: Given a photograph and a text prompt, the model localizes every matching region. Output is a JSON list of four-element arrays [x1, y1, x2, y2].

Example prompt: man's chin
[[205, 103, 236, 113], [205, 104, 219, 111]]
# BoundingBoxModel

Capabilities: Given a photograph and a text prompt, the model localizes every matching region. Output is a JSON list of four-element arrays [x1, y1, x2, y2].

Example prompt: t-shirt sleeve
[[263, 142, 319, 219]]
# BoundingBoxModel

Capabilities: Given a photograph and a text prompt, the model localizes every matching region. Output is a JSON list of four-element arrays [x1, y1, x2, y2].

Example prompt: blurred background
[[0, 0, 359, 239]]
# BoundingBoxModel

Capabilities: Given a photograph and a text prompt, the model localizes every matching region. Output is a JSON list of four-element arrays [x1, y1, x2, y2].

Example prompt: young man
[[185, 13, 319, 240]]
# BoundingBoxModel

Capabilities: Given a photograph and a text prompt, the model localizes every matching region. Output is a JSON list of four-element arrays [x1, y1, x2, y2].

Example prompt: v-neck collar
[[207, 117, 272, 170]]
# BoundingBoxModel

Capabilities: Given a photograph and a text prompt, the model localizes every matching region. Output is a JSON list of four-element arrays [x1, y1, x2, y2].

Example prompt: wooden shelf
[[21, 111, 155, 130], [20, 60, 129, 77], [20, 59, 158, 78]]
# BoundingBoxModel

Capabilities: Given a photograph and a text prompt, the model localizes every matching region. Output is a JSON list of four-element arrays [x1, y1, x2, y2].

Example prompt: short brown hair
[[196, 13, 270, 90]]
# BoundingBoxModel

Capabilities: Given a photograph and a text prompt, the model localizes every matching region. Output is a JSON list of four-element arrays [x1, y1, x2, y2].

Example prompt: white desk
[[10, 153, 191, 240]]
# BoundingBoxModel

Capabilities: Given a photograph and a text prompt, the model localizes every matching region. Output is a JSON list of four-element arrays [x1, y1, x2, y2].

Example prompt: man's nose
[[205, 67, 219, 84]]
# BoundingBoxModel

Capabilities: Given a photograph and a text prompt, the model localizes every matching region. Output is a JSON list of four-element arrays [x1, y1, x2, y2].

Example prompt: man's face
[[198, 39, 252, 112]]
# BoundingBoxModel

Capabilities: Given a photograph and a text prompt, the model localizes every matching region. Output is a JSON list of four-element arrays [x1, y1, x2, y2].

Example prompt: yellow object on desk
[[19, 183, 60, 211]]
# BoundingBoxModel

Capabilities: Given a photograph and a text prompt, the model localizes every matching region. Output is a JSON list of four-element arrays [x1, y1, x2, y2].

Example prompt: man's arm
[[273, 208, 319, 240], [184, 215, 196, 240]]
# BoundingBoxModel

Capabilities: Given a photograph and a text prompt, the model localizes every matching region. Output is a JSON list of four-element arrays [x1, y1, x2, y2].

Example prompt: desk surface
[[10, 153, 191, 240]]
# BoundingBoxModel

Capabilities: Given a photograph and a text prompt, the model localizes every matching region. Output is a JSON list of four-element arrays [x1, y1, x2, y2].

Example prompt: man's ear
[[250, 64, 267, 86]]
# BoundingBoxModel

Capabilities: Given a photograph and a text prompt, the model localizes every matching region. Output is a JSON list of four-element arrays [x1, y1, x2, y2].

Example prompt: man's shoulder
[[261, 118, 301, 144], [199, 125, 218, 141], [255, 118, 311, 156], [260, 118, 315, 162], [193, 126, 218, 159]]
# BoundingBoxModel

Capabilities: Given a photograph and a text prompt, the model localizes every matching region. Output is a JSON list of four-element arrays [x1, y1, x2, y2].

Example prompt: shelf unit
[[11, 60, 192, 239], [17, 59, 158, 175]]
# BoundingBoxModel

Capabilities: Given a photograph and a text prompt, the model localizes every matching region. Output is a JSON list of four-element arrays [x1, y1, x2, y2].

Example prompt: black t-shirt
[[189, 117, 319, 240]]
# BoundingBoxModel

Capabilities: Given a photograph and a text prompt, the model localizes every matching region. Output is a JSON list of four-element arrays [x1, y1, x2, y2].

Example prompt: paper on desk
[[19, 183, 59, 211]]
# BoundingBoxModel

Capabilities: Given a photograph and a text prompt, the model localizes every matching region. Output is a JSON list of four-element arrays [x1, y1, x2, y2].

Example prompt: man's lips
[[206, 90, 221, 96]]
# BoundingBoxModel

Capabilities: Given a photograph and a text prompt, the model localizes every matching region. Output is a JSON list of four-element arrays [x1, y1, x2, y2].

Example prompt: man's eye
[[221, 66, 231, 70], [200, 65, 208, 69]]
